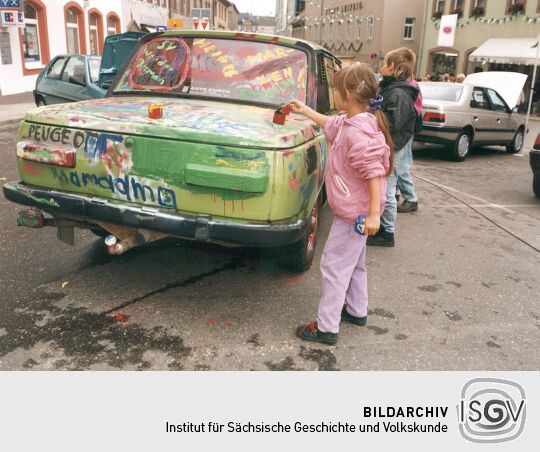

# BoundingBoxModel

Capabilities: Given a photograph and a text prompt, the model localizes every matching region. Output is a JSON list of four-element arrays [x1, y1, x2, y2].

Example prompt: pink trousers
[[317, 216, 368, 333]]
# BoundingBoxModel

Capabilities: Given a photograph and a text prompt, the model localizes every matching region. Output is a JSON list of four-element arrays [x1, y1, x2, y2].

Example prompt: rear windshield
[[112, 36, 308, 105], [419, 83, 463, 102], [88, 57, 101, 84]]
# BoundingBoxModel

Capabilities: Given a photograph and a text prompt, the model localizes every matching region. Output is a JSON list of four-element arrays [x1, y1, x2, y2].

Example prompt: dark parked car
[[33, 32, 147, 106], [530, 133, 540, 198]]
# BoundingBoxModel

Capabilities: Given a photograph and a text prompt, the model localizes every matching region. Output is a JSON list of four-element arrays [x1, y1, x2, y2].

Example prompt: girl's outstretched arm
[[290, 100, 328, 129], [365, 177, 382, 235]]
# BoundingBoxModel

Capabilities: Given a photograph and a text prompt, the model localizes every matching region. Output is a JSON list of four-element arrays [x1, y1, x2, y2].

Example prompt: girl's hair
[[384, 47, 416, 81], [333, 62, 394, 175]]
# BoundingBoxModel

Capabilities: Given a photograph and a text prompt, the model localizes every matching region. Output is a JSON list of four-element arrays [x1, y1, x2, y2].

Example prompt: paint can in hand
[[354, 215, 366, 235]]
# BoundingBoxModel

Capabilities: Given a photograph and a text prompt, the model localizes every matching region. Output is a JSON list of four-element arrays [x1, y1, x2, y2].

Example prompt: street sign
[[1, 9, 23, 27], [191, 8, 211, 31], [0, 0, 20, 9]]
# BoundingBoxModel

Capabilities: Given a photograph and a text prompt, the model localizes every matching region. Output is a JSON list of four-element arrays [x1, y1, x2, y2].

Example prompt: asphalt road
[[1, 123, 539, 370]]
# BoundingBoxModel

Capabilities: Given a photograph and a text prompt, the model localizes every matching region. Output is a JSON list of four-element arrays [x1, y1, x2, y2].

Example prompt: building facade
[[275, 0, 288, 35], [238, 14, 276, 34], [168, 0, 238, 30], [302, 0, 426, 68], [418, 0, 540, 78], [122, 0, 168, 32], [0, 0, 123, 96]]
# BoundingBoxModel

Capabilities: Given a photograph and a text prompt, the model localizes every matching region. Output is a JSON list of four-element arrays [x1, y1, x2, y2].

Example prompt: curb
[[0, 116, 24, 129]]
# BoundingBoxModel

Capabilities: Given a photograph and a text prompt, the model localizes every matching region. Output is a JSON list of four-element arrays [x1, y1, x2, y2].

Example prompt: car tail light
[[16, 141, 76, 168], [423, 112, 446, 123], [535, 134, 540, 150]]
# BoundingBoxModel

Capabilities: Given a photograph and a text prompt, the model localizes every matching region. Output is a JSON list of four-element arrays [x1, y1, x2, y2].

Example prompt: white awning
[[470, 37, 539, 65]]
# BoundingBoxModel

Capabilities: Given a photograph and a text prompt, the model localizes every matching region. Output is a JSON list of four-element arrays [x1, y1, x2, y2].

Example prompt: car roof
[[158, 29, 328, 53]]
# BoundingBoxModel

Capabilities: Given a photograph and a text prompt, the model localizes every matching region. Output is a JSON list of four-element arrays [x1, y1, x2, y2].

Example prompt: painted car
[[530, 133, 540, 198], [33, 32, 148, 106], [4, 31, 341, 272], [415, 72, 527, 161]]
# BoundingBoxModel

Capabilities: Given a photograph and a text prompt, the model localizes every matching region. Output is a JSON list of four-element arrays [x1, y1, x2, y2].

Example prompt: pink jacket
[[410, 79, 423, 115], [324, 112, 391, 224]]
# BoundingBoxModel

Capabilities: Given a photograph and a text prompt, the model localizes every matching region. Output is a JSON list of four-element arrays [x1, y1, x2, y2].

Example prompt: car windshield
[[88, 57, 101, 84], [112, 36, 308, 105], [419, 83, 463, 102]]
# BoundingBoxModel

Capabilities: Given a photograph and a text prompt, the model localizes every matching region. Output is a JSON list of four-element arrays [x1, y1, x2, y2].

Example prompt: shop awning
[[470, 37, 539, 65]]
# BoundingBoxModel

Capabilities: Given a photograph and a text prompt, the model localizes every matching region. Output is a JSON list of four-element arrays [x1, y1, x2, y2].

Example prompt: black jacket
[[379, 76, 419, 150]]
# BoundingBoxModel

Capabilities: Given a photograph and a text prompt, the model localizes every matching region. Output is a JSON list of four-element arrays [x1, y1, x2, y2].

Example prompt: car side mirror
[[511, 106, 519, 114]]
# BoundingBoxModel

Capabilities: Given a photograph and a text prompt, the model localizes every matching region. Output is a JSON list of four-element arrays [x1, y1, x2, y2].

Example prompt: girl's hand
[[364, 214, 380, 236], [290, 99, 308, 115]]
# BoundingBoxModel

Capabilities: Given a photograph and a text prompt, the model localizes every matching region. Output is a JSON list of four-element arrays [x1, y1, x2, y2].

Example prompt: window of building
[[357, 18, 362, 41], [107, 13, 121, 36], [470, 0, 487, 17], [403, 17, 415, 40], [22, 3, 41, 64], [433, 0, 446, 17], [347, 20, 351, 41], [88, 11, 103, 56], [367, 16, 374, 40], [451, 0, 464, 16], [19, 0, 49, 75], [506, 0, 526, 14], [65, 4, 86, 54]]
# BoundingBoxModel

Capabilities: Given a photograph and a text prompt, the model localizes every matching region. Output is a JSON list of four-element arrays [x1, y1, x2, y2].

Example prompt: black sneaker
[[397, 200, 418, 213], [367, 227, 395, 247], [341, 307, 367, 326], [395, 193, 400, 202], [296, 321, 337, 345]]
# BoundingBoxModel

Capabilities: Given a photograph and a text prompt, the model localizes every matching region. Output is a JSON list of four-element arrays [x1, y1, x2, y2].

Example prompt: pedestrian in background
[[291, 63, 392, 345], [456, 73, 466, 83], [368, 48, 419, 247]]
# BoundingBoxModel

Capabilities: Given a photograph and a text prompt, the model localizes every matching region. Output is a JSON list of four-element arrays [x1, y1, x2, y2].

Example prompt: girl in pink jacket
[[291, 63, 393, 345]]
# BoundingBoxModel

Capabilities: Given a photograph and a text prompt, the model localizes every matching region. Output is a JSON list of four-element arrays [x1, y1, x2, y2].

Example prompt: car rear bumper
[[2, 182, 307, 247], [415, 125, 462, 145], [530, 149, 540, 174]]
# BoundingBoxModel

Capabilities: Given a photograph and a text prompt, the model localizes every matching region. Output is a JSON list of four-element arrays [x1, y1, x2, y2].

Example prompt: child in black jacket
[[368, 48, 419, 247]]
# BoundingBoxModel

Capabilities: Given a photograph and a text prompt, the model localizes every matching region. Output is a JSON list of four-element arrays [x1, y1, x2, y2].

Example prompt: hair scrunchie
[[369, 95, 383, 111]]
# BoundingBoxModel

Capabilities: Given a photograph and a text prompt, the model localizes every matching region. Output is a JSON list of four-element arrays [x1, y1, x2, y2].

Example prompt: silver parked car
[[415, 72, 526, 161]]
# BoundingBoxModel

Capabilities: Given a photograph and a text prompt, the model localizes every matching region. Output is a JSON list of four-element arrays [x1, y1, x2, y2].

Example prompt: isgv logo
[[457, 378, 526, 443]]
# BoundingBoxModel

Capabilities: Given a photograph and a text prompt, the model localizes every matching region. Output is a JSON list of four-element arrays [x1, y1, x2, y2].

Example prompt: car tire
[[534, 174, 540, 198], [36, 96, 46, 107], [448, 131, 471, 161], [280, 194, 321, 273], [506, 127, 524, 154]]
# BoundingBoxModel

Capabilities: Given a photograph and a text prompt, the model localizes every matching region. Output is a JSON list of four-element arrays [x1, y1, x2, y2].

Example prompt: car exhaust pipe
[[104, 229, 168, 255]]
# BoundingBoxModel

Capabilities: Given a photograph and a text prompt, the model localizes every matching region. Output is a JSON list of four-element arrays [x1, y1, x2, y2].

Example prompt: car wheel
[[506, 128, 524, 154], [534, 174, 540, 198], [448, 131, 470, 161], [280, 195, 321, 273], [36, 96, 46, 107]]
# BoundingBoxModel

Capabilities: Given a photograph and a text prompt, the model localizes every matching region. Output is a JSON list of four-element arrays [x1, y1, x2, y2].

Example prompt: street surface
[[1, 122, 539, 370]]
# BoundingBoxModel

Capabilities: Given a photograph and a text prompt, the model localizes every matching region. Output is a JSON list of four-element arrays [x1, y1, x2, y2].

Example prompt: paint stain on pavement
[[368, 308, 396, 319], [299, 346, 339, 371], [367, 326, 388, 335], [394, 334, 408, 341], [418, 285, 441, 292], [445, 281, 462, 288], [0, 289, 192, 370], [443, 310, 462, 321], [247, 333, 263, 348], [265, 356, 299, 371], [486, 341, 501, 349]]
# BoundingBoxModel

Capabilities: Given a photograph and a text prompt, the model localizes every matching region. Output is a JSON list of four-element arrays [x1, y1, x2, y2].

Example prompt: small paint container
[[273, 111, 286, 125], [354, 215, 366, 235], [148, 103, 164, 119]]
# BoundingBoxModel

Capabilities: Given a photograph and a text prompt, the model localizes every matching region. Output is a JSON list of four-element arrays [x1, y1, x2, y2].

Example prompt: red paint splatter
[[288, 179, 299, 192], [108, 313, 129, 324], [289, 275, 302, 283], [22, 161, 43, 176], [283, 150, 295, 157], [207, 319, 217, 326], [225, 321, 233, 328]]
